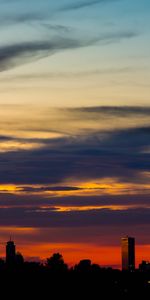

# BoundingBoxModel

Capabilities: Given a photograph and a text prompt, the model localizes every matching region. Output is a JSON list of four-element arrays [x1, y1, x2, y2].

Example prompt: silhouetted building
[[139, 261, 150, 272], [121, 236, 135, 271], [6, 239, 16, 265]]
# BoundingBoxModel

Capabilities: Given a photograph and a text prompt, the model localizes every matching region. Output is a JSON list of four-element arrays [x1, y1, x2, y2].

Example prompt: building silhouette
[[6, 238, 16, 265], [139, 261, 150, 272], [121, 236, 135, 271]]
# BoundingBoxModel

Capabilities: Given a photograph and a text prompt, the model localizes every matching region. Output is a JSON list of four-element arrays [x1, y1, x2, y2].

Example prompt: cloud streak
[[68, 105, 150, 116], [0, 124, 149, 184], [0, 13, 44, 27], [61, 0, 119, 11], [0, 38, 78, 72], [0, 206, 149, 228], [0, 67, 139, 82], [0, 30, 137, 72]]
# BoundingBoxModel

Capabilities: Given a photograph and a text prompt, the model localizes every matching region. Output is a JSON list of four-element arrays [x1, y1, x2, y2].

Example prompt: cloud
[[61, 0, 119, 11], [0, 206, 149, 228], [21, 186, 83, 193], [0, 0, 123, 34], [69, 106, 150, 116], [0, 30, 137, 72], [1, 192, 150, 209], [0, 135, 14, 141], [41, 23, 72, 34], [0, 124, 150, 184], [0, 67, 138, 82], [0, 13, 71, 36], [0, 38, 79, 72], [0, 106, 149, 197], [0, 13, 44, 27], [0, 0, 120, 11]]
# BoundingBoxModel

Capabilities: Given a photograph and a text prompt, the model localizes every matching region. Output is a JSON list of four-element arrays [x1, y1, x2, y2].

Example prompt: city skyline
[[0, 0, 150, 268], [1, 239, 150, 298], [1, 235, 150, 271], [0, 235, 149, 269]]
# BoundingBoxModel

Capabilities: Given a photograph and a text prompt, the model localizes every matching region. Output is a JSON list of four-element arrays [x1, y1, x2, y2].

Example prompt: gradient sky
[[0, 0, 150, 267]]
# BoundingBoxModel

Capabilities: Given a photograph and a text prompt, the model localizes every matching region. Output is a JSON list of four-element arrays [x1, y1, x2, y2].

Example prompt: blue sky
[[0, 0, 149, 107]]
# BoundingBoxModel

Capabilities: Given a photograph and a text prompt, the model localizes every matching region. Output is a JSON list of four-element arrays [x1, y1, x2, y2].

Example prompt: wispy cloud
[[0, 38, 81, 72], [0, 67, 138, 82], [20, 185, 83, 193], [0, 13, 44, 27], [69, 105, 150, 116], [0, 30, 137, 72], [0, 0, 121, 28], [61, 0, 119, 11]]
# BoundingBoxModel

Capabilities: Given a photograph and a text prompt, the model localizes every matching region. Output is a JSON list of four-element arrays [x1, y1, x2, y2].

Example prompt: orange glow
[[0, 226, 38, 233], [9, 131, 65, 140], [136, 245, 150, 265], [52, 205, 136, 212], [1, 177, 150, 198], [0, 141, 44, 152], [0, 185, 22, 192], [11, 244, 150, 268], [0, 226, 149, 268], [4, 242, 121, 266]]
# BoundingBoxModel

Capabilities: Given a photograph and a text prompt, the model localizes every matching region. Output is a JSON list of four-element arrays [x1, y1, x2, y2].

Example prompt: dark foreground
[[0, 256, 150, 298]]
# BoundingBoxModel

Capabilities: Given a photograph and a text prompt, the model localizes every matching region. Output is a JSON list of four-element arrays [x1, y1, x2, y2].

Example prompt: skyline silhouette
[[0, 235, 149, 271], [0, 240, 150, 297], [0, 236, 150, 270]]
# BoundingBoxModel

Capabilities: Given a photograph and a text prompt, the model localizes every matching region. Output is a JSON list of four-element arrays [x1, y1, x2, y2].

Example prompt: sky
[[0, 0, 150, 267]]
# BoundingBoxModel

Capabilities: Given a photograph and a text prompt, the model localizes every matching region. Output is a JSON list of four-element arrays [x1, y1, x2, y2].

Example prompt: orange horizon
[[0, 241, 150, 268]]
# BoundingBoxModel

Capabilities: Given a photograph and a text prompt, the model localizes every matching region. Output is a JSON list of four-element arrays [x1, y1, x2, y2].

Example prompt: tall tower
[[121, 236, 135, 271], [6, 239, 16, 265]]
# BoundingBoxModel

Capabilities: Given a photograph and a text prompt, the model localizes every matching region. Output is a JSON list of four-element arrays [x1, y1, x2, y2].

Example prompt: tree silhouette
[[74, 259, 92, 272], [15, 252, 24, 266], [46, 253, 68, 273], [0, 258, 5, 270]]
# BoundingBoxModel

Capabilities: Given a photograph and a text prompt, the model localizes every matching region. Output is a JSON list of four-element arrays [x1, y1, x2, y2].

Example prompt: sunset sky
[[0, 0, 150, 267]]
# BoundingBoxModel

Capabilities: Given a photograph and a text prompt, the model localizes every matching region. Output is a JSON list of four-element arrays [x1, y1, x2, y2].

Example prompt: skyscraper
[[6, 239, 16, 265], [121, 236, 135, 271]]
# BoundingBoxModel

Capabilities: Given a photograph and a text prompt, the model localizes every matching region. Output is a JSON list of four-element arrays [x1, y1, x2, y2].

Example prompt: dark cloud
[[69, 105, 150, 116], [0, 38, 80, 72], [0, 124, 150, 184], [0, 193, 150, 209], [0, 206, 149, 228], [0, 135, 14, 141], [0, 30, 137, 72], [21, 186, 83, 192], [0, 191, 149, 247]]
